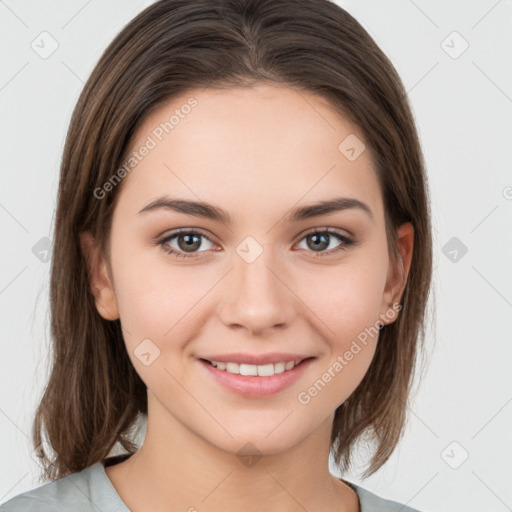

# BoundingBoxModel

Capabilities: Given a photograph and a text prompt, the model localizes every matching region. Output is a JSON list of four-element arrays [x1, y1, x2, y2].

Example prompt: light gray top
[[0, 457, 423, 512]]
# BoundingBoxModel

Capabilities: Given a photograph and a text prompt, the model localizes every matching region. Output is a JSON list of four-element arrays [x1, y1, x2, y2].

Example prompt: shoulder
[[349, 482, 424, 512], [0, 463, 106, 512]]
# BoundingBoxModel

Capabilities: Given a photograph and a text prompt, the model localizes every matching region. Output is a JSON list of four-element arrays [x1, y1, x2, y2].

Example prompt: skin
[[80, 83, 413, 512]]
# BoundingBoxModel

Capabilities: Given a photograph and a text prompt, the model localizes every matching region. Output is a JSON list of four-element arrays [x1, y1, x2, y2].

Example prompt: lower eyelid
[[160, 231, 215, 253], [158, 229, 354, 258], [296, 232, 354, 253]]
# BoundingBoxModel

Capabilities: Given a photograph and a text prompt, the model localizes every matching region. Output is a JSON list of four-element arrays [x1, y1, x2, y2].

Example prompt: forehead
[[118, 84, 383, 221]]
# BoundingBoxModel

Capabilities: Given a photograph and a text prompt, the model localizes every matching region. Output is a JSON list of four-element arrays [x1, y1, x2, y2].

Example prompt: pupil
[[179, 234, 200, 252], [310, 233, 328, 251]]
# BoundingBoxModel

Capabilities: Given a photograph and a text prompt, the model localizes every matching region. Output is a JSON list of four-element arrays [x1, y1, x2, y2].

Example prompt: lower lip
[[199, 358, 315, 398]]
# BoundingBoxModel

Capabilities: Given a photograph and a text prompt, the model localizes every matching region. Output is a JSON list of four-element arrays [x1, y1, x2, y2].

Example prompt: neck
[[105, 393, 359, 512]]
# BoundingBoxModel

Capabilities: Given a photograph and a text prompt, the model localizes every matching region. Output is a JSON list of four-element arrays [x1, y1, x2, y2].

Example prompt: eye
[[157, 229, 217, 259], [157, 227, 355, 260], [295, 228, 355, 257]]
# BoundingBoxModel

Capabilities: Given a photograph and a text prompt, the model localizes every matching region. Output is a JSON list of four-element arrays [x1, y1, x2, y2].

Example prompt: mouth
[[199, 357, 314, 377], [198, 356, 316, 398]]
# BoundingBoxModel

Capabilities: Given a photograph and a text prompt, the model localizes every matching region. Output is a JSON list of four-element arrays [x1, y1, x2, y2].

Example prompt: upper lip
[[199, 352, 314, 365]]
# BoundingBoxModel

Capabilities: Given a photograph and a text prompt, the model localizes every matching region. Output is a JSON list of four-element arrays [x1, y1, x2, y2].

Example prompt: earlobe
[[79, 231, 120, 321], [380, 222, 414, 326]]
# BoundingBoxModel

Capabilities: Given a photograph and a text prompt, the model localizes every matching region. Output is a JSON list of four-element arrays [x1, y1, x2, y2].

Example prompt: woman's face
[[82, 84, 412, 456]]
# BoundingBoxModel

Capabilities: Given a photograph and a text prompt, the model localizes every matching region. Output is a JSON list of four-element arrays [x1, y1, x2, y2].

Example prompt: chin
[[202, 422, 309, 458]]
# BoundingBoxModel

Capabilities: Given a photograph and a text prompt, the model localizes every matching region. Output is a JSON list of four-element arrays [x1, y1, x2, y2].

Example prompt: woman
[[0, 1, 432, 511]]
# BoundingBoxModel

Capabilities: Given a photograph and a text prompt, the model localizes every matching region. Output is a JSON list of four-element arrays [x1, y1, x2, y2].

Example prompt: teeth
[[210, 360, 301, 376]]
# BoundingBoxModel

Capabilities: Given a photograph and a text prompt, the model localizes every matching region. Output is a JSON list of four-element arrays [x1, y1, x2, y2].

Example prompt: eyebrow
[[138, 196, 374, 223]]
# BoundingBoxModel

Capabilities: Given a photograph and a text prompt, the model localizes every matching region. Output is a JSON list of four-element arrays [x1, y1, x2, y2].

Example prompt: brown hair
[[34, 0, 432, 482]]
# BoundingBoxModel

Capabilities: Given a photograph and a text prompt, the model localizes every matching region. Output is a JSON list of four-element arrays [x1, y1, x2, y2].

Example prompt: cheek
[[293, 252, 388, 399], [113, 225, 203, 312], [112, 263, 200, 392], [299, 253, 388, 341], [109, 245, 201, 352]]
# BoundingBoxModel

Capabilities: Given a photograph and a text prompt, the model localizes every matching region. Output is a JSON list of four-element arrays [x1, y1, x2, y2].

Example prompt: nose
[[216, 247, 297, 336]]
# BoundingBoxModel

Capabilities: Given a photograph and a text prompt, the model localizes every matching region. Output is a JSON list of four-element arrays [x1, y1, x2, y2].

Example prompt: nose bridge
[[218, 237, 295, 334]]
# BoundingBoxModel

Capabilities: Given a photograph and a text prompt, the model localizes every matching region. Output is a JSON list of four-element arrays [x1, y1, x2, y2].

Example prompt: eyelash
[[157, 228, 355, 260]]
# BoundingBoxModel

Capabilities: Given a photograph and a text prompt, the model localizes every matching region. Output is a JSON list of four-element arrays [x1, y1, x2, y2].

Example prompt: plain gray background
[[1, 1, 511, 511]]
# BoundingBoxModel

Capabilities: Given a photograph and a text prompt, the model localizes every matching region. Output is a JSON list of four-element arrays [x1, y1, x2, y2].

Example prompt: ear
[[79, 231, 119, 321], [380, 222, 414, 326]]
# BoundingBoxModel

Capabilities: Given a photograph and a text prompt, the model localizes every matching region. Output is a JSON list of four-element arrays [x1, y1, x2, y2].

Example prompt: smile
[[205, 359, 302, 377], [199, 357, 315, 398]]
